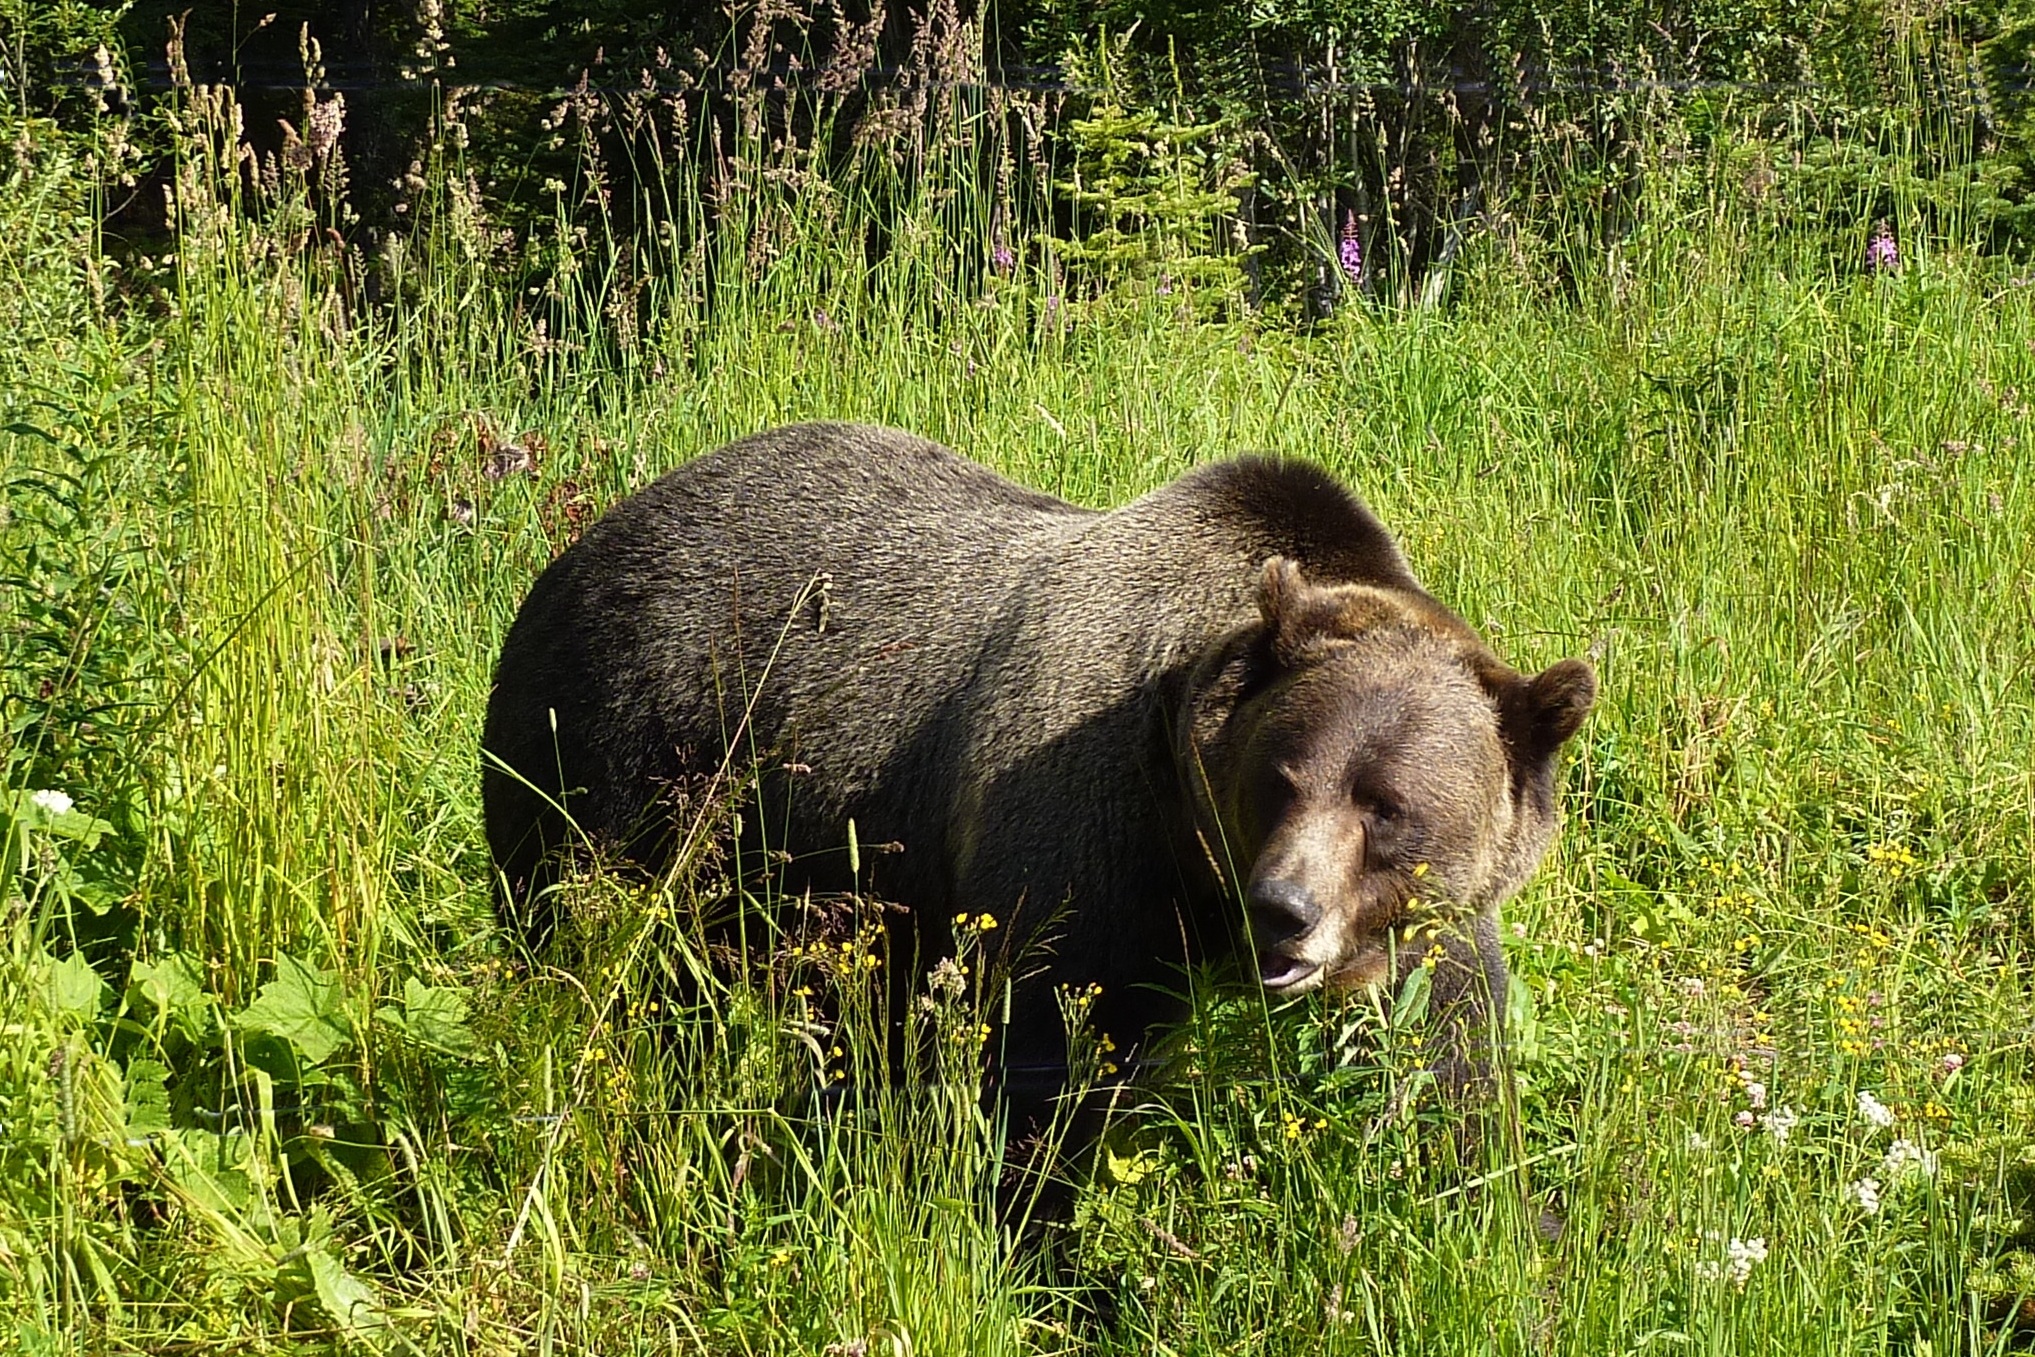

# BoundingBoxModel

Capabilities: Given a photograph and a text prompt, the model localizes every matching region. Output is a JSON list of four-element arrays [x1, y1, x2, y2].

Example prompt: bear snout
[[1247, 875, 1334, 991], [1245, 846, 1412, 995], [1248, 877, 1321, 941]]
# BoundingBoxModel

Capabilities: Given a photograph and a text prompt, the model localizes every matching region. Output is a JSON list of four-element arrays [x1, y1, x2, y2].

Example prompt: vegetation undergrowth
[[4, 21, 2035, 1354]]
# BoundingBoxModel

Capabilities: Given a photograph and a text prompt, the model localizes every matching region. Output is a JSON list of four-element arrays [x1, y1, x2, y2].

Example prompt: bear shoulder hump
[[1167, 455, 1423, 592]]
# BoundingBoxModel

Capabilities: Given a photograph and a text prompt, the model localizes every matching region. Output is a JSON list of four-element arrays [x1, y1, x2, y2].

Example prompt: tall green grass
[[2, 60, 2033, 1354]]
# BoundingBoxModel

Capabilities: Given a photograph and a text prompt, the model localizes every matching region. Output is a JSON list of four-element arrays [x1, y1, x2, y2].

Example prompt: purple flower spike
[[992, 242, 1015, 273], [1339, 211, 1363, 283], [1866, 220, 1899, 273]]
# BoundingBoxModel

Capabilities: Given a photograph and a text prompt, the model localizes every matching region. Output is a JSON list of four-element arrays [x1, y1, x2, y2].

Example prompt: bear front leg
[[1422, 909, 1510, 1102]]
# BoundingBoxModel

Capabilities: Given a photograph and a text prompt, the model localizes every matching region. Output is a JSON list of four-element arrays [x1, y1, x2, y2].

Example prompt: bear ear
[[1256, 556, 1307, 626], [1256, 556, 1316, 666], [1499, 658, 1597, 765]]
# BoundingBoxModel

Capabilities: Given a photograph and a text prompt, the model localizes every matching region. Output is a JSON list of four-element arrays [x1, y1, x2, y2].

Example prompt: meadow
[[3, 53, 2035, 1354]]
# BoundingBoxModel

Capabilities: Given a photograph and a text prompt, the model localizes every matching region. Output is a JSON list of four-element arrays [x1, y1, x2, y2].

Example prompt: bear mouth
[[1257, 951, 1322, 992], [1324, 945, 1393, 990]]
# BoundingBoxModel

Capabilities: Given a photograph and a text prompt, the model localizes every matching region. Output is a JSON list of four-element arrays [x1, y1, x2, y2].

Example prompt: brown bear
[[481, 421, 1594, 1100]]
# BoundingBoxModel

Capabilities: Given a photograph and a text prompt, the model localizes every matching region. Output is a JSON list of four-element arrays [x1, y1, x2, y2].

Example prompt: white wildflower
[[1735, 1109, 1757, 1130], [1857, 1090, 1895, 1129], [1743, 1080, 1768, 1110], [1699, 1236, 1769, 1289], [1688, 1131, 1711, 1152], [1851, 1177, 1883, 1216], [28, 789, 74, 816], [1726, 1236, 1769, 1287], [1940, 1052, 1964, 1075], [1882, 1139, 1937, 1180], [1763, 1104, 1799, 1146]]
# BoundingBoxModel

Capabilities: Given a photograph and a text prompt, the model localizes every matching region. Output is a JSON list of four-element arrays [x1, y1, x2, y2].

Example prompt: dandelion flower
[[1858, 1090, 1895, 1129], [29, 789, 74, 816]]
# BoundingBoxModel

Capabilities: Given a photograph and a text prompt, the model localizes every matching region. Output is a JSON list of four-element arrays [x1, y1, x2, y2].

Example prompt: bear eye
[[1254, 762, 1300, 819], [1360, 793, 1409, 860]]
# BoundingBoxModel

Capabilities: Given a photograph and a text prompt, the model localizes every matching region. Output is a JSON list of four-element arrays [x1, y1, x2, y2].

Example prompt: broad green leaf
[[233, 954, 351, 1065], [304, 1245, 385, 1335], [273, 1210, 385, 1338], [8, 789, 114, 848], [127, 952, 209, 1030], [375, 977, 476, 1058], [47, 951, 109, 1017], [65, 877, 123, 917], [161, 1127, 254, 1215]]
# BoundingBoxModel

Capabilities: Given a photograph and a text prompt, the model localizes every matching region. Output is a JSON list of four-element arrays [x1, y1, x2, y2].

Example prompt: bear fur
[[482, 422, 1595, 1093]]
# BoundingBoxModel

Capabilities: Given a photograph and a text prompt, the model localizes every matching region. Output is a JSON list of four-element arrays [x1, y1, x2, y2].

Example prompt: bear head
[[1181, 557, 1596, 996]]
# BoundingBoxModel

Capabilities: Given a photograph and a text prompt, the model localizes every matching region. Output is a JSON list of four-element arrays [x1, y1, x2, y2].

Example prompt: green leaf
[[161, 1127, 254, 1214], [47, 951, 109, 1017], [127, 952, 208, 1023], [273, 1210, 386, 1338], [8, 788, 114, 847], [65, 877, 124, 916], [123, 1057, 172, 1139], [1504, 973, 1541, 1066], [1391, 956, 1432, 1032], [234, 954, 352, 1065], [1105, 1146, 1156, 1186], [375, 977, 477, 1058], [303, 1245, 385, 1335]]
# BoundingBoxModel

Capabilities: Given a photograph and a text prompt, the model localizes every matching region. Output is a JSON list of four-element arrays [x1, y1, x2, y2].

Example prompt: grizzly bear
[[482, 422, 1594, 1102]]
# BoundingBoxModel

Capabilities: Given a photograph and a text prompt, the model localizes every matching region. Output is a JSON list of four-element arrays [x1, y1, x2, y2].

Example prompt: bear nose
[[1249, 878, 1320, 939]]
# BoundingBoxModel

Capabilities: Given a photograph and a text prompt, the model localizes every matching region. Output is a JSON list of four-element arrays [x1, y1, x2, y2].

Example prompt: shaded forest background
[[11, 0, 2035, 320]]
